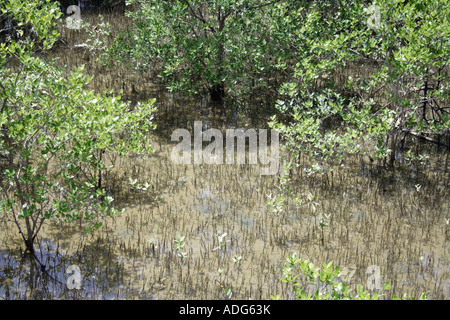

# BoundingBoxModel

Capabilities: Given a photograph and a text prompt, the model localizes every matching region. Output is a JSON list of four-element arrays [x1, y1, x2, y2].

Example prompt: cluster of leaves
[[271, 253, 427, 300], [270, 0, 449, 170], [264, 1, 449, 227], [0, 0, 156, 253], [174, 231, 187, 259], [106, 0, 448, 170], [106, 0, 296, 99]]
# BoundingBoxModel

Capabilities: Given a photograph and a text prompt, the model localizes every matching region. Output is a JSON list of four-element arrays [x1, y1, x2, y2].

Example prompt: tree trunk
[[210, 13, 226, 103], [97, 149, 103, 190], [209, 82, 225, 102], [389, 133, 398, 168], [24, 239, 35, 254], [24, 216, 35, 254]]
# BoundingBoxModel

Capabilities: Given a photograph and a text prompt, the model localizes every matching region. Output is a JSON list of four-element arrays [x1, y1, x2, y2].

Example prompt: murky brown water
[[0, 12, 449, 300]]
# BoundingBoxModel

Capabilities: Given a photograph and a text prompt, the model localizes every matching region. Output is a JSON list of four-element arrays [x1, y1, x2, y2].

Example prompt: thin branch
[[239, 0, 280, 12], [181, 0, 216, 33], [401, 129, 449, 148], [0, 82, 7, 114]]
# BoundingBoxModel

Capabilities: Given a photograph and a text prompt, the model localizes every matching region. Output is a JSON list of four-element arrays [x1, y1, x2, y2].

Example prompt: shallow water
[[0, 12, 449, 300], [1, 116, 448, 299]]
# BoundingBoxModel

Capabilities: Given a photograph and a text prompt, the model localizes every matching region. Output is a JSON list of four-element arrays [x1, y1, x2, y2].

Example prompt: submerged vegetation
[[0, 0, 449, 300]]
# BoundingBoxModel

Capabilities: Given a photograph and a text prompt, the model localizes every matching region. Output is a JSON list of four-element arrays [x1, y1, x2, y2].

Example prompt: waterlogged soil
[[1, 99, 449, 300], [0, 12, 449, 300]]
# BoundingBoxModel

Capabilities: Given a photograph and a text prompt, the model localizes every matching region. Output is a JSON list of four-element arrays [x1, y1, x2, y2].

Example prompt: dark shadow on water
[[149, 90, 278, 142], [0, 234, 138, 299]]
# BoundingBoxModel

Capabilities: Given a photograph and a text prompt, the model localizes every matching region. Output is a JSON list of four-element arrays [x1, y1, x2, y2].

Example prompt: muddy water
[[0, 12, 449, 300]]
